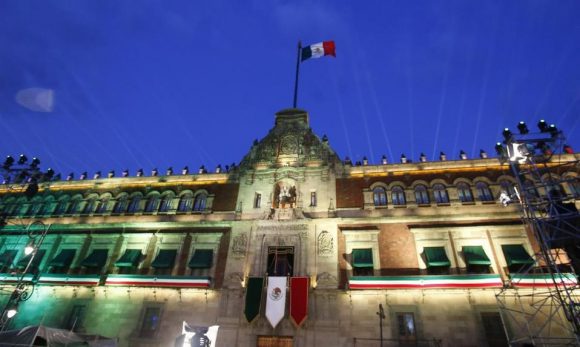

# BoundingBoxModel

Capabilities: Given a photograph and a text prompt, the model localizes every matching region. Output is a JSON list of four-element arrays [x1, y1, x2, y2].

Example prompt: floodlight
[[517, 121, 528, 134], [18, 154, 28, 165], [537, 119, 549, 132]]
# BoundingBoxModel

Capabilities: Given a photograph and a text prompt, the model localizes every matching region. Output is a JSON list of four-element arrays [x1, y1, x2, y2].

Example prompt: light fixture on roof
[[439, 152, 446, 161], [419, 153, 427, 162], [381, 155, 388, 165], [44, 168, 54, 180], [66, 173, 74, 181], [215, 165, 222, 173], [479, 149, 488, 159], [93, 171, 101, 179], [199, 165, 206, 174], [151, 168, 158, 176], [400, 154, 407, 164], [537, 119, 548, 132], [136, 169, 144, 177], [517, 121, 529, 134], [166, 167, 173, 176], [502, 128, 512, 142], [108, 170, 115, 178], [18, 154, 28, 165], [122, 169, 129, 177], [3, 155, 14, 169], [362, 157, 368, 166], [80, 172, 87, 180], [459, 150, 467, 160], [30, 157, 40, 169], [182, 166, 189, 175]]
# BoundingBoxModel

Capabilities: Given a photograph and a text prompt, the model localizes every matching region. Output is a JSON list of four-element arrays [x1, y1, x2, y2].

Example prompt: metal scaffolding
[[495, 121, 580, 346]]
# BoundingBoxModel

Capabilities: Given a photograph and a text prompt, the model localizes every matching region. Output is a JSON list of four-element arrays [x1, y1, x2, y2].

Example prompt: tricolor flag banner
[[290, 277, 309, 327], [265, 276, 288, 328], [244, 277, 264, 323], [301, 41, 336, 61]]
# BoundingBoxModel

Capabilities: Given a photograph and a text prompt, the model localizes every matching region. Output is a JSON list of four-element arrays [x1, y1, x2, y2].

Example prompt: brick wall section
[[378, 223, 420, 275], [336, 178, 364, 208], [213, 229, 230, 289], [207, 183, 239, 211]]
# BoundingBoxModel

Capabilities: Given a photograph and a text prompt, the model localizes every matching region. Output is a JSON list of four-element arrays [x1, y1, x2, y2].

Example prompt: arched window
[[476, 182, 493, 202], [177, 193, 193, 213], [373, 187, 387, 207], [499, 180, 516, 197], [433, 184, 449, 204], [113, 196, 128, 214], [144, 195, 159, 214], [83, 198, 96, 214], [158, 194, 172, 213], [391, 186, 406, 206], [457, 182, 474, 203], [193, 193, 207, 212], [414, 185, 430, 205], [127, 195, 142, 213], [95, 198, 110, 214]]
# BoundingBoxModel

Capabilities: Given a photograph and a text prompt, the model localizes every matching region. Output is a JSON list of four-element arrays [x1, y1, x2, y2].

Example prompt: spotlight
[[66, 173, 74, 181], [381, 155, 388, 165], [6, 304, 18, 318], [548, 124, 558, 136], [151, 168, 158, 176], [400, 154, 407, 164], [29, 157, 40, 169], [215, 165, 221, 174], [136, 169, 144, 177], [459, 150, 467, 160], [502, 128, 512, 141], [479, 149, 488, 159], [108, 170, 115, 178], [198, 165, 206, 174], [495, 142, 505, 156], [419, 153, 427, 162], [80, 172, 88, 180], [17, 154, 28, 165], [3, 156, 14, 169], [537, 120, 549, 132], [24, 240, 35, 255], [182, 166, 189, 175], [362, 156, 368, 165], [517, 121, 529, 134], [439, 152, 446, 161], [122, 169, 129, 177], [93, 171, 101, 179], [44, 168, 54, 180], [166, 167, 173, 176]]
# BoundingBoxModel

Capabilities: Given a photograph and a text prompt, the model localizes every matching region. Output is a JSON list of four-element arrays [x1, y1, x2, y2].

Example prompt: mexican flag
[[265, 276, 287, 328], [301, 41, 336, 61]]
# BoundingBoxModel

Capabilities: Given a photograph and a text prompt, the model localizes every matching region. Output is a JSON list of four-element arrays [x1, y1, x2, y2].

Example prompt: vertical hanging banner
[[290, 277, 309, 327], [265, 276, 288, 328], [244, 277, 264, 323]]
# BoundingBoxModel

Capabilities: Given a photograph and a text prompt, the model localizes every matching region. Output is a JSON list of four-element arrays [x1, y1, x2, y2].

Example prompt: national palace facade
[[0, 108, 578, 346]]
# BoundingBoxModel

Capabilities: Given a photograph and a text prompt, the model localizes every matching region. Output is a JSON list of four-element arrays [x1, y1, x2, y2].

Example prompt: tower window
[[310, 192, 317, 207], [254, 193, 261, 208], [433, 184, 449, 204], [414, 185, 430, 205], [457, 183, 474, 203], [476, 182, 494, 202], [391, 186, 406, 206], [373, 187, 387, 206]]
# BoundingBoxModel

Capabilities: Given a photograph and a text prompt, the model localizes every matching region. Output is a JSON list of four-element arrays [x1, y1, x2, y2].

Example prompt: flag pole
[[293, 41, 302, 108]]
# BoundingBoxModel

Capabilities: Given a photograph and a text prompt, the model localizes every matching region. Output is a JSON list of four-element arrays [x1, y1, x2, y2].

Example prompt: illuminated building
[[0, 109, 578, 346]]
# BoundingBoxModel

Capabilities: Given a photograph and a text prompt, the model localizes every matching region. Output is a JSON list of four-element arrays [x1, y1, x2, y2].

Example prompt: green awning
[[424, 247, 451, 267], [151, 249, 176, 269], [188, 249, 213, 269], [502, 245, 534, 267], [81, 249, 109, 268], [115, 249, 142, 267], [352, 249, 373, 268], [463, 246, 491, 266], [0, 250, 17, 267], [50, 249, 76, 268], [17, 249, 46, 269]]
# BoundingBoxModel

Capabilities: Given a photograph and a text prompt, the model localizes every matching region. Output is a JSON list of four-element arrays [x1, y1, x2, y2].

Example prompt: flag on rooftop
[[301, 41, 336, 61]]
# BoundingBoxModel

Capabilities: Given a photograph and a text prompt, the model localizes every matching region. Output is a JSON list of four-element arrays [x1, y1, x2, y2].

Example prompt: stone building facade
[[0, 108, 578, 346]]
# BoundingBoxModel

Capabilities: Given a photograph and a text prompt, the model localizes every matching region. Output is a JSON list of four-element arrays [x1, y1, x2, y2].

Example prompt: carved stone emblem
[[317, 231, 333, 256], [232, 233, 248, 256]]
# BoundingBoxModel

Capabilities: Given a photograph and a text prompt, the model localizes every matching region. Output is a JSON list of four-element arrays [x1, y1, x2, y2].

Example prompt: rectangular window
[[140, 307, 161, 338], [397, 312, 417, 344], [267, 246, 294, 276], [254, 193, 261, 208], [480, 312, 508, 346], [65, 305, 86, 332], [310, 192, 317, 207]]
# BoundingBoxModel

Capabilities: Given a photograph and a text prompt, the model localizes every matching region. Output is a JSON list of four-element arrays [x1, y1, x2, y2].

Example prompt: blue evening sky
[[1, 1, 579, 177]]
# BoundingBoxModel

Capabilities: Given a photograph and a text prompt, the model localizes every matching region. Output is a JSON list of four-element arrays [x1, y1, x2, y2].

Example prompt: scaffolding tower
[[495, 121, 580, 346]]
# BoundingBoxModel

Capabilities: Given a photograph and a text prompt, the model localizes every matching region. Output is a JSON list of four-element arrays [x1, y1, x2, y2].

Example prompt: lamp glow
[[24, 241, 35, 255], [6, 307, 18, 318]]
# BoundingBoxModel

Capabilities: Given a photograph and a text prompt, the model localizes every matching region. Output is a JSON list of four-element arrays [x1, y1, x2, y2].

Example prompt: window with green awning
[[151, 249, 176, 269], [424, 247, 451, 267], [115, 249, 142, 267], [0, 250, 17, 268], [81, 249, 109, 268], [188, 249, 213, 269], [50, 249, 76, 268], [352, 249, 373, 268], [502, 245, 534, 267], [17, 249, 46, 269], [462, 246, 491, 266]]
